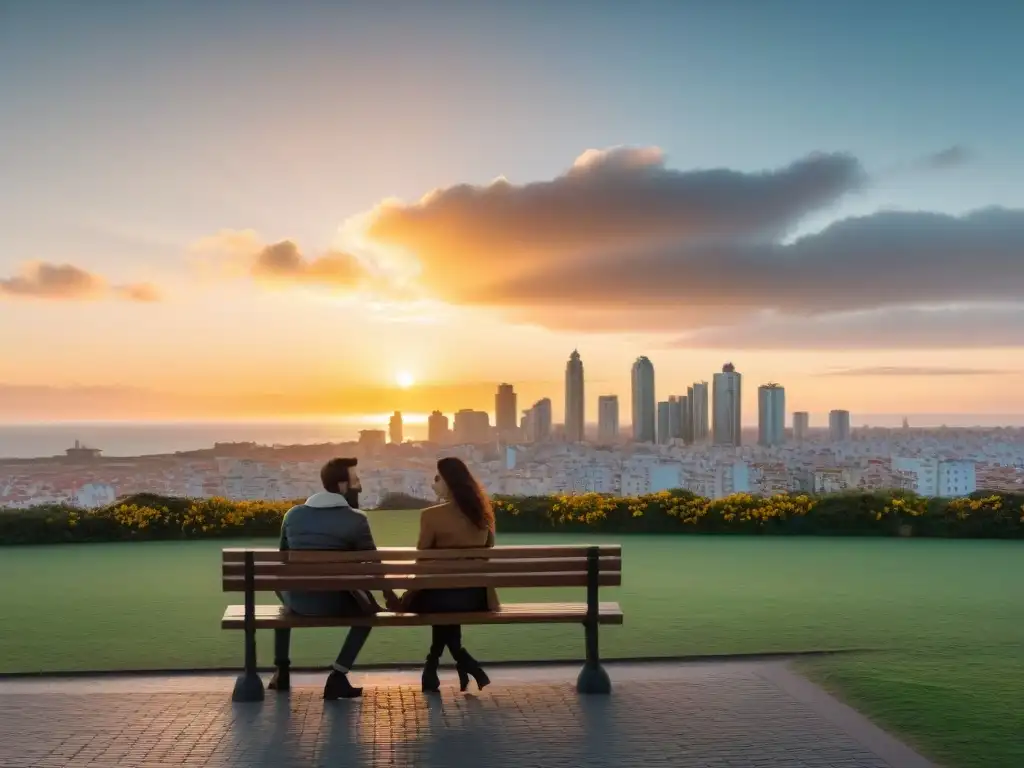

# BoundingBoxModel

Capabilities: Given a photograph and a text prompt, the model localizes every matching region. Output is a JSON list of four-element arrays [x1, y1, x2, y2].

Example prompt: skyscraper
[[522, 398, 553, 442], [388, 411, 403, 444], [453, 409, 491, 444], [427, 410, 449, 444], [829, 409, 851, 442], [495, 383, 517, 436], [690, 382, 709, 442], [680, 394, 693, 443], [793, 411, 810, 441], [657, 401, 671, 445], [668, 395, 684, 440], [631, 356, 656, 442], [597, 395, 619, 443], [757, 384, 786, 446], [564, 350, 585, 442], [713, 363, 742, 446]]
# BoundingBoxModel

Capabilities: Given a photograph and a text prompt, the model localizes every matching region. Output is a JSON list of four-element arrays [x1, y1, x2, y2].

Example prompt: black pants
[[275, 590, 378, 672], [429, 625, 463, 659], [408, 587, 488, 660], [274, 625, 370, 672]]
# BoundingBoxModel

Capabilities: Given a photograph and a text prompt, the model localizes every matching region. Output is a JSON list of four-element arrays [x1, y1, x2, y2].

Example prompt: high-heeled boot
[[453, 647, 490, 692], [421, 654, 441, 693]]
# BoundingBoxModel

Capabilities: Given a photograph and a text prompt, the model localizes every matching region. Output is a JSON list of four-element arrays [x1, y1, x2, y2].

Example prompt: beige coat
[[410, 501, 499, 611]]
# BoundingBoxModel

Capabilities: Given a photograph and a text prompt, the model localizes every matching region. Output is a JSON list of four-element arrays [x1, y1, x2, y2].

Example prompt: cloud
[[346, 146, 1023, 343], [114, 283, 162, 302], [194, 229, 370, 291], [0, 262, 160, 302], [919, 145, 971, 170], [252, 240, 364, 287], [363, 147, 864, 295], [670, 305, 1024, 350], [200, 146, 1021, 347], [479, 207, 1024, 314], [817, 366, 1013, 377]]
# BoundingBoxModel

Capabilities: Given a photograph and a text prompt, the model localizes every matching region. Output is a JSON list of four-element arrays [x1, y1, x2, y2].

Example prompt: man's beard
[[344, 488, 361, 508]]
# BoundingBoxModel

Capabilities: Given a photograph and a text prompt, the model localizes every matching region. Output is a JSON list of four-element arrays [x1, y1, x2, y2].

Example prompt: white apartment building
[[621, 458, 683, 495], [714, 460, 750, 499], [892, 457, 977, 496], [73, 482, 117, 508]]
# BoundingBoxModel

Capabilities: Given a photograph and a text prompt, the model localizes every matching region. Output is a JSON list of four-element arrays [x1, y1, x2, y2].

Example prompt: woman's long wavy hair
[[437, 457, 494, 531]]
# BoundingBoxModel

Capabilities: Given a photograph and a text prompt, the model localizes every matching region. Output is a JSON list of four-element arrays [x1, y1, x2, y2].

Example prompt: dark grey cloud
[[920, 145, 971, 170], [670, 305, 1024, 350], [0, 262, 160, 302], [485, 207, 1024, 316], [818, 366, 1014, 377]]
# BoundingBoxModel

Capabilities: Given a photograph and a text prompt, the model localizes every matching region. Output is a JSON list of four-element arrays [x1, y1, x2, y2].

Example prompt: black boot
[[421, 654, 441, 693], [323, 670, 363, 700], [268, 666, 290, 692], [453, 648, 490, 692]]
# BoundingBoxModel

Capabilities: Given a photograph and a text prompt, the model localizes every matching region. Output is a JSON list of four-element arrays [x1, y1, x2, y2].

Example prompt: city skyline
[[3, 3, 1024, 422], [382, 356, 838, 445]]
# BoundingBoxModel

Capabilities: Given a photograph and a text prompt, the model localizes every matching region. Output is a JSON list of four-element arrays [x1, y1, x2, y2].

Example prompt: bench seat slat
[[223, 556, 621, 577], [222, 545, 621, 564], [223, 570, 621, 592], [221, 601, 624, 629]]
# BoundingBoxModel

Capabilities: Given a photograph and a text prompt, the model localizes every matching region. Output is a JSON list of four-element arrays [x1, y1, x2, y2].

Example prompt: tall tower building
[[668, 395, 685, 440], [597, 395, 619, 443], [690, 382, 709, 442], [757, 384, 786, 446], [679, 395, 693, 443], [454, 409, 491, 444], [657, 401, 672, 445], [522, 398, 553, 442], [712, 363, 742, 446], [388, 411, 403, 444], [631, 356, 656, 442], [495, 383, 518, 436], [829, 409, 851, 442], [793, 411, 810, 441], [564, 350, 585, 442], [427, 410, 450, 444]]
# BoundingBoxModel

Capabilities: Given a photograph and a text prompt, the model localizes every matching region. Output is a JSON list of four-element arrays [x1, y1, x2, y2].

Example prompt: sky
[[1, 0, 1023, 424]]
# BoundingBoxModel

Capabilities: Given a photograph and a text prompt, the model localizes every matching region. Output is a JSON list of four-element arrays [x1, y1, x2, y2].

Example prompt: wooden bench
[[222, 544, 623, 701]]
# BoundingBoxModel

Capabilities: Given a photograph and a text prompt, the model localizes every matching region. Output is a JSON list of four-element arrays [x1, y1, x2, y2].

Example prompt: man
[[270, 457, 398, 699]]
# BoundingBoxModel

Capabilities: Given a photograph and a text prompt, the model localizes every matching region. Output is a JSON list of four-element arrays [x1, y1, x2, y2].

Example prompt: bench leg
[[232, 551, 265, 702], [577, 546, 611, 694], [232, 625, 265, 702], [576, 620, 611, 694]]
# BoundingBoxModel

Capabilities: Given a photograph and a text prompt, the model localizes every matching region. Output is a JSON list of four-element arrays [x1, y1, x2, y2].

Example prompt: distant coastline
[[0, 416, 1023, 460]]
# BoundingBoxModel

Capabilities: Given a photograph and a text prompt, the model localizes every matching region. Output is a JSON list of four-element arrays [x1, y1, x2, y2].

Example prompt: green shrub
[[1, 490, 1021, 545]]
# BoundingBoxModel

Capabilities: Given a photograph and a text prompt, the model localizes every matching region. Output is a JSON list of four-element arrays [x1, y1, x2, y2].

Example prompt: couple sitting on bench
[[273, 456, 496, 700]]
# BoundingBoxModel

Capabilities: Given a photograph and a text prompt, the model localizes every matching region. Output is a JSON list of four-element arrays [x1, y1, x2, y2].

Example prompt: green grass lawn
[[2, 510, 1022, 767]]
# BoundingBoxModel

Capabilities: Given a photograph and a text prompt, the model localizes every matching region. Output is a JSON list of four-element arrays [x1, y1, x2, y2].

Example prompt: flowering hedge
[[1, 490, 1022, 545], [490, 490, 1024, 538]]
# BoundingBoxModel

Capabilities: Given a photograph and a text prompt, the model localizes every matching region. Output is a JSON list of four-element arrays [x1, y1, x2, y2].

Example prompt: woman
[[401, 457, 497, 693]]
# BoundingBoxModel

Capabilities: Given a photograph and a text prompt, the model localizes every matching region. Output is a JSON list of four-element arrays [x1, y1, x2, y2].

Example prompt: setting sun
[[395, 371, 416, 389]]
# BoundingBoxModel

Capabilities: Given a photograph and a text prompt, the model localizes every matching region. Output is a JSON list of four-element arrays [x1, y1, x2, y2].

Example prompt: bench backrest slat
[[223, 556, 621, 577], [223, 570, 620, 592], [221, 545, 622, 593], [222, 545, 620, 563]]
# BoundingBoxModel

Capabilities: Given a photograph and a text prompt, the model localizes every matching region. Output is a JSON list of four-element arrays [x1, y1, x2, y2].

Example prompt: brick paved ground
[[0, 661, 933, 768]]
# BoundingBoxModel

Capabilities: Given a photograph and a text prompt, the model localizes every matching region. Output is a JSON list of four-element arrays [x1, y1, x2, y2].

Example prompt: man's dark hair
[[321, 457, 358, 493]]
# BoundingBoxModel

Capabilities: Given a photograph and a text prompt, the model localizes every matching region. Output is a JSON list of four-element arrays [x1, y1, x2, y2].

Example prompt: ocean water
[[0, 422, 429, 459]]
